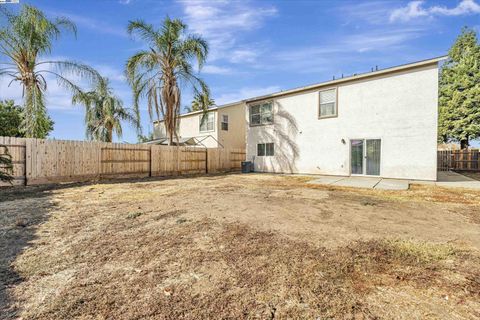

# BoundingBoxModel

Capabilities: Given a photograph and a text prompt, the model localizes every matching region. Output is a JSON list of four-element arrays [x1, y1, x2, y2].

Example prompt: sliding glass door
[[350, 139, 381, 176]]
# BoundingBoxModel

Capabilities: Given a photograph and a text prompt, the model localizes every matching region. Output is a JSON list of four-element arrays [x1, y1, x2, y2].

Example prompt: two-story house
[[152, 101, 246, 149], [244, 57, 444, 181]]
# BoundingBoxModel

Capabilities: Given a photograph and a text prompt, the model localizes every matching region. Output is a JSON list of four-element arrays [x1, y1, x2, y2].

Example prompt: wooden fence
[[0, 136, 246, 186], [437, 149, 480, 171]]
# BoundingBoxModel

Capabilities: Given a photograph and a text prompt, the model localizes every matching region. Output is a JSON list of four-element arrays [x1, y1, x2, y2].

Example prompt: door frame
[[349, 138, 382, 177]]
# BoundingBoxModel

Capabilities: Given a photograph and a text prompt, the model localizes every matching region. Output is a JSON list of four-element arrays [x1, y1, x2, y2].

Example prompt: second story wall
[[217, 102, 246, 149]]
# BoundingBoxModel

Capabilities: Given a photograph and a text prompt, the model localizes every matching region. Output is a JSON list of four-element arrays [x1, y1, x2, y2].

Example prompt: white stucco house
[[244, 57, 445, 181], [152, 101, 246, 149]]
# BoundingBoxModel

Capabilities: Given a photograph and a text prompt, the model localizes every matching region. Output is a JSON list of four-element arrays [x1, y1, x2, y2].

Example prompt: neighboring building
[[152, 101, 246, 148], [245, 57, 444, 181]]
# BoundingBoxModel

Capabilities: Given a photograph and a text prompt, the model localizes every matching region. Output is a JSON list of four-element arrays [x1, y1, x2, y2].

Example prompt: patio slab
[[374, 179, 409, 190], [414, 171, 480, 190], [307, 175, 345, 185], [331, 176, 381, 188]]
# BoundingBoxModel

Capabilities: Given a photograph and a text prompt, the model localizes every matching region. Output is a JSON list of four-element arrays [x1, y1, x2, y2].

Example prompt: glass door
[[366, 139, 381, 176], [350, 139, 381, 176], [350, 140, 364, 174]]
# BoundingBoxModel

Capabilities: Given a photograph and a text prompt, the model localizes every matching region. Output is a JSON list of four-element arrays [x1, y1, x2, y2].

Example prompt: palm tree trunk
[[106, 126, 113, 143]]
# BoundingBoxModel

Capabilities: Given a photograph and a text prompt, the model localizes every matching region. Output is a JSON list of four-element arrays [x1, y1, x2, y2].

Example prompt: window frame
[[249, 101, 274, 127], [318, 87, 338, 119], [221, 114, 228, 131], [257, 143, 274, 157], [199, 112, 215, 133]]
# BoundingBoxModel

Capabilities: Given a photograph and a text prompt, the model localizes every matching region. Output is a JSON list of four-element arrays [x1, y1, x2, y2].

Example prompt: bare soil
[[1, 173, 479, 319]]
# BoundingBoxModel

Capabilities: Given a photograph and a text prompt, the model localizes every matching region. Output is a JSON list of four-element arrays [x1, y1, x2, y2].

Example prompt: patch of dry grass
[[2, 174, 480, 319], [7, 218, 480, 319]]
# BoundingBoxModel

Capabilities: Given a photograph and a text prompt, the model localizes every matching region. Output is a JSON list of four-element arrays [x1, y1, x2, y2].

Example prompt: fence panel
[[437, 149, 480, 172], [100, 143, 151, 178], [0, 136, 27, 186], [26, 139, 102, 185], [0, 136, 246, 186], [207, 147, 246, 173]]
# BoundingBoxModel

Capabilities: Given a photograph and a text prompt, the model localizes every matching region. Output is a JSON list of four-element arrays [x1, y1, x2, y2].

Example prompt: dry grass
[[1, 174, 480, 319]]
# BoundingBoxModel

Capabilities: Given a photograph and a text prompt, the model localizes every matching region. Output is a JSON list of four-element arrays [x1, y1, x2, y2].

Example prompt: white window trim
[[318, 87, 338, 119], [249, 101, 274, 127], [257, 142, 274, 157], [199, 112, 215, 133]]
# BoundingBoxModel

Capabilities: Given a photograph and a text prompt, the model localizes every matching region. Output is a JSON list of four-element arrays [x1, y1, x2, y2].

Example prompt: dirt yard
[[1, 173, 479, 319]]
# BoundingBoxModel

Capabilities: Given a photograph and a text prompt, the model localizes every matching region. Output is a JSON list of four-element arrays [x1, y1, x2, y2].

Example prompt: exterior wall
[[153, 110, 219, 148], [246, 64, 439, 181], [217, 102, 247, 149]]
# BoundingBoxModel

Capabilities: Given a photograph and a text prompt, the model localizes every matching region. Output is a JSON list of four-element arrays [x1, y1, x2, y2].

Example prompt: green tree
[[126, 17, 208, 145], [0, 99, 53, 137], [439, 28, 480, 149], [0, 145, 13, 183], [0, 5, 100, 138], [73, 77, 138, 142]]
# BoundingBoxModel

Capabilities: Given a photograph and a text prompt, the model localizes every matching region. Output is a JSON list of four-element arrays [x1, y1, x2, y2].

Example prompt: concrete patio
[[307, 171, 480, 190], [308, 175, 409, 190]]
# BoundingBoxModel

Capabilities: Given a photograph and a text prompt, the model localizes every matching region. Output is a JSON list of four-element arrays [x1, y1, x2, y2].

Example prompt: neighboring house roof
[[153, 101, 243, 124], [153, 55, 447, 124], [143, 137, 200, 146]]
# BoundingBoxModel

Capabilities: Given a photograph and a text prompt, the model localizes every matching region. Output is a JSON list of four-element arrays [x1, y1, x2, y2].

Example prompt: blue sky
[[1, 0, 480, 143]]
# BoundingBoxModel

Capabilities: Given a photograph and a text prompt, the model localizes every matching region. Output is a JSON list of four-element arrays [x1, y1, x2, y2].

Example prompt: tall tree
[[0, 99, 53, 137], [0, 5, 100, 138], [73, 77, 138, 142], [126, 17, 208, 145], [438, 28, 480, 149]]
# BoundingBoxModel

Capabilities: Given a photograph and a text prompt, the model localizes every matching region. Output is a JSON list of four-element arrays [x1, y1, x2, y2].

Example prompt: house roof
[[245, 56, 447, 103], [153, 55, 447, 124]]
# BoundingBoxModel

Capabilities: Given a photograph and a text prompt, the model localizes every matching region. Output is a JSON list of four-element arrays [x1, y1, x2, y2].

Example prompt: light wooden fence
[[0, 137, 27, 186], [437, 149, 480, 171], [0, 136, 246, 186]]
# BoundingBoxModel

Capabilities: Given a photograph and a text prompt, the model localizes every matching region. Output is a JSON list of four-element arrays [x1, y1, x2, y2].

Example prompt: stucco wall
[[246, 64, 439, 181], [217, 102, 247, 149]]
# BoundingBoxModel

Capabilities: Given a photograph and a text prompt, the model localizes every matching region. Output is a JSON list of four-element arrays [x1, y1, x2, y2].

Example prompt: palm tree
[[190, 89, 215, 112], [73, 77, 138, 142], [126, 17, 208, 145], [0, 5, 101, 138]]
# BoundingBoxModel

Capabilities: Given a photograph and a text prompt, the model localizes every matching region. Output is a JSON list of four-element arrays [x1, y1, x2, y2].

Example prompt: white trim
[[349, 138, 382, 176]]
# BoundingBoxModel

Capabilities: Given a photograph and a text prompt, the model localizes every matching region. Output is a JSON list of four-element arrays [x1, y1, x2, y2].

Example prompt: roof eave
[[245, 55, 447, 103]]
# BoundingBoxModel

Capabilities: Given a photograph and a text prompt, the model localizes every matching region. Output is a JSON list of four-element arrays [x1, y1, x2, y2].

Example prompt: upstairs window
[[199, 112, 215, 132], [221, 114, 228, 131], [319, 88, 337, 118], [257, 143, 274, 156], [250, 102, 273, 126]]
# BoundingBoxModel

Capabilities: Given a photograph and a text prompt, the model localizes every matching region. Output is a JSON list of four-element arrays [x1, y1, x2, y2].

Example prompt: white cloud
[[178, 0, 277, 64], [202, 65, 233, 75], [431, 0, 480, 15], [214, 86, 281, 105], [390, 0, 480, 22], [229, 49, 258, 64]]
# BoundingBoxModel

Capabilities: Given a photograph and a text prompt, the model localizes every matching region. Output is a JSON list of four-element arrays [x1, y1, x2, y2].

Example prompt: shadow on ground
[[0, 186, 57, 319]]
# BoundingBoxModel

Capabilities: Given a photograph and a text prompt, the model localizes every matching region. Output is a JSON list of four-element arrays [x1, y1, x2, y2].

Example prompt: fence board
[[0, 136, 245, 186], [0, 136, 27, 186], [437, 149, 480, 171]]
